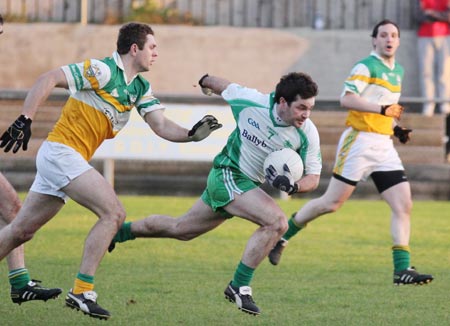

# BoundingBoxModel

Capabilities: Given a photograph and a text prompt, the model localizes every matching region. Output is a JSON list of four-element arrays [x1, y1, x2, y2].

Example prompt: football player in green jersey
[[109, 72, 322, 315]]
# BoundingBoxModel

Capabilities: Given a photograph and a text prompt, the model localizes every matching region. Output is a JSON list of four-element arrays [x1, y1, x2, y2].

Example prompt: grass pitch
[[0, 196, 448, 325]]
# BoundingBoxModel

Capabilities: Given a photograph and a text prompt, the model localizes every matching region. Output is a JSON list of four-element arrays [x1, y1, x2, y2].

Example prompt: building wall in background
[[0, 0, 419, 29], [0, 23, 421, 98]]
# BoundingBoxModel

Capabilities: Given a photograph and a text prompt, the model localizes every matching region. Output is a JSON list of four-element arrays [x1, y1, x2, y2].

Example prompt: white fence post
[[103, 158, 115, 187]]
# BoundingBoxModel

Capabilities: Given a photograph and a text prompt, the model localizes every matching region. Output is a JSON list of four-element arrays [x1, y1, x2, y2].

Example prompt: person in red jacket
[[416, 0, 450, 117]]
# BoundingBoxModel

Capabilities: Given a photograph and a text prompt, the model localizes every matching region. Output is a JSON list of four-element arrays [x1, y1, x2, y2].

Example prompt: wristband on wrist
[[198, 74, 209, 87]]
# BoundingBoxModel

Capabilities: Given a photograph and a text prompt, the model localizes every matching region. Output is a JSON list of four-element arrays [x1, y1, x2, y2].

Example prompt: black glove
[[188, 115, 222, 141], [265, 163, 298, 195], [393, 125, 412, 144], [380, 104, 404, 119], [198, 73, 213, 96], [0, 115, 32, 153]]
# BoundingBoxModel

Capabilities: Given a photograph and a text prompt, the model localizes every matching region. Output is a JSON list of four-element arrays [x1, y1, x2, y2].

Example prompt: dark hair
[[371, 19, 400, 38], [274, 72, 318, 105], [117, 22, 154, 55], [0, 13, 3, 25]]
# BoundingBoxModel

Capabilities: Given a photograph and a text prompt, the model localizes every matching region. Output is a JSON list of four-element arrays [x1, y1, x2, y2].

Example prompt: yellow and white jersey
[[341, 51, 404, 135], [47, 52, 164, 160]]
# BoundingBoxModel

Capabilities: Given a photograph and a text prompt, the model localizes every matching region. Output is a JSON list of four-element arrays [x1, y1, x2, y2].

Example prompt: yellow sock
[[73, 278, 94, 294]]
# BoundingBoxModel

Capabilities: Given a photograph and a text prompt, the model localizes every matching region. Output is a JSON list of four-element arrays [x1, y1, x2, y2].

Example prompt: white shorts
[[30, 141, 93, 199], [332, 127, 404, 183]]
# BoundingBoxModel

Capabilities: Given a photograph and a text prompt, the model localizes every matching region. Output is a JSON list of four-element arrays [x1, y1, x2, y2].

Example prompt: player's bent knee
[[279, 216, 288, 234], [113, 210, 126, 229], [393, 201, 412, 218], [269, 213, 288, 236], [322, 198, 345, 214], [0, 200, 21, 224], [400, 199, 412, 215], [103, 204, 126, 225], [7, 201, 21, 222], [117, 208, 126, 223]]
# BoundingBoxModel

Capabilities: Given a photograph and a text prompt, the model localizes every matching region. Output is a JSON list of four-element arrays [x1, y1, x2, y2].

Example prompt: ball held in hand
[[263, 148, 304, 182]]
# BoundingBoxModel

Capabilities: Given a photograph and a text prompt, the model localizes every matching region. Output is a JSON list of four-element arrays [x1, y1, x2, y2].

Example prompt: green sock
[[77, 272, 94, 284], [283, 215, 305, 241], [232, 261, 255, 288], [113, 221, 136, 243], [9, 268, 31, 289], [392, 246, 410, 272]]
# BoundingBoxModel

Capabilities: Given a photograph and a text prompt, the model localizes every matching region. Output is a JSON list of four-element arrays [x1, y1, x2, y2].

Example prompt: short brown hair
[[371, 19, 400, 38], [117, 22, 154, 55], [274, 72, 318, 105]]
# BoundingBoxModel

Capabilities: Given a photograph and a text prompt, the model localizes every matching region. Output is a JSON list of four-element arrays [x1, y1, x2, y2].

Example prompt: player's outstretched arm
[[0, 115, 32, 153], [22, 68, 68, 120], [144, 110, 221, 142], [198, 74, 231, 96], [187, 115, 222, 141], [0, 68, 68, 153]]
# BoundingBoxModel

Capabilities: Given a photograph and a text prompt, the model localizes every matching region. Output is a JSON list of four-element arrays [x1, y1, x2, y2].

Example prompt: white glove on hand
[[188, 115, 222, 141], [265, 164, 298, 195]]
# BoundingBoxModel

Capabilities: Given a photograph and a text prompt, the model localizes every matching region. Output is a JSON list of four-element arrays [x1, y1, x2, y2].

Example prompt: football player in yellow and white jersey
[[0, 22, 221, 320], [269, 20, 434, 286]]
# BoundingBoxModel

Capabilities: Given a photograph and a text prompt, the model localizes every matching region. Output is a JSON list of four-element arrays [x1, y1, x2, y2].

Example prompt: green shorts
[[201, 166, 259, 218]]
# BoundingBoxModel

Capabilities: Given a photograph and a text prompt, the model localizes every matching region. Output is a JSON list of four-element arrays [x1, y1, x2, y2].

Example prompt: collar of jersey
[[112, 51, 138, 85], [269, 93, 290, 127], [370, 51, 396, 70]]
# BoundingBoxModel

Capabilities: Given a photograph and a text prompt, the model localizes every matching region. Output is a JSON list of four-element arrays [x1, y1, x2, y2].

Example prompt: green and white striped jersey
[[213, 83, 322, 184]]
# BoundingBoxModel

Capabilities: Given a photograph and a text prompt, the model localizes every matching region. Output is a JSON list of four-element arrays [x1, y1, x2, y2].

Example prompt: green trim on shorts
[[201, 166, 260, 219]]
